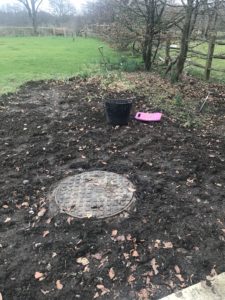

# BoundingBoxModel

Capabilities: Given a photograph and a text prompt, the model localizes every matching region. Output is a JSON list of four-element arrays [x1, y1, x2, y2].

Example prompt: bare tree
[[49, 0, 76, 18], [114, 0, 168, 71], [17, 0, 43, 35]]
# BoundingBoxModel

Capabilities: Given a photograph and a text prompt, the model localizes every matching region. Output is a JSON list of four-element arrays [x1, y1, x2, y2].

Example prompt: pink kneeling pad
[[135, 112, 162, 122]]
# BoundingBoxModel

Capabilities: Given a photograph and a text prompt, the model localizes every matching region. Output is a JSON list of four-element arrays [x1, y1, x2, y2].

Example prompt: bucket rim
[[105, 98, 133, 105]]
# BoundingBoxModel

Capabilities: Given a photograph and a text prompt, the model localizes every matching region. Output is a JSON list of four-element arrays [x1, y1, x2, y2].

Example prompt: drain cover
[[52, 171, 135, 219]]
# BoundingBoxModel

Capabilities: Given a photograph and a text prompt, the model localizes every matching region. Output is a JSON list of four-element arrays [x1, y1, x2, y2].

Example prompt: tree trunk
[[32, 14, 38, 35], [204, 10, 218, 80], [173, 3, 193, 81], [143, 37, 153, 71]]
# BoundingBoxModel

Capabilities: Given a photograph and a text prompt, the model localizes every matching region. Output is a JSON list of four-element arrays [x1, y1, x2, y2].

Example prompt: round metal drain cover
[[52, 171, 135, 219]]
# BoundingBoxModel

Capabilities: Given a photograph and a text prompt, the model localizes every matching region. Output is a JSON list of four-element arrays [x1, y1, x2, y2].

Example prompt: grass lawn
[[0, 36, 120, 94]]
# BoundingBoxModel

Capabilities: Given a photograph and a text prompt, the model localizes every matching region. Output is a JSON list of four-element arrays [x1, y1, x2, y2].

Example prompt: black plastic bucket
[[105, 99, 132, 126]]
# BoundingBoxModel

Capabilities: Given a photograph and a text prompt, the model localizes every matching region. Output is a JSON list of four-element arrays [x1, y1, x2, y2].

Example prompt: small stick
[[199, 93, 210, 113]]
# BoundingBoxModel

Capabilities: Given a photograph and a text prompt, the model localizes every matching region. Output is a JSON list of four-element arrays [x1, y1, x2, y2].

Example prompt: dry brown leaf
[[56, 280, 63, 290], [0, 292, 3, 300], [76, 257, 89, 266], [175, 274, 185, 282], [146, 276, 151, 285], [34, 272, 44, 280], [128, 187, 136, 192], [126, 234, 132, 241], [2, 205, 8, 209], [111, 229, 118, 237], [154, 239, 161, 248], [123, 253, 129, 260], [84, 265, 90, 272], [174, 265, 181, 274], [116, 235, 125, 242], [137, 288, 149, 300], [46, 218, 52, 224], [92, 253, 102, 260], [163, 241, 173, 249], [21, 202, 29, 208], [222, 229, 225, 233], [41, 289, 50, 295], [151, 258, 159, 275], [67, 217, 74, 225], [37, 207, 47, 218], [4, 217, 11, 223], [108, 267, 115, 280], [42, 230, 49, 237], [131, 250, 139, 257], [128, 274, 136, 283], [142, 271, 153, 277], [96, 284, 110, 295], [93, 292, 100, 298]]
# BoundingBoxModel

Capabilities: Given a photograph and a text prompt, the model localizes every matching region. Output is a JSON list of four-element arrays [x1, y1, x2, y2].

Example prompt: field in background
[[0, 36, 120, 94]]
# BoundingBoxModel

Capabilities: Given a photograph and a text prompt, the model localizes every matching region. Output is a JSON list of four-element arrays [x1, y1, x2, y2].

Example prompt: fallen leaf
[[146, 276, 151, 285], [123, 253, 129, 260], [93, 292, 100, 298], [37, 207, 47, 218], [76, 257, 89, 266], [21, 202, 29, 208], [56, 280, 63, 290], [34, 272, 44, 280], [0, 292, 2, 300], [84, 265, 90, 272], [175, 274, 185, 282], [126, 234, 132, 241], [4, 217, 11, 223], [96, 284, 110, 295], [222, 229, 225, 233], [42, 230, 49, 237], [137, 288, 149, 300], [116, 235, 125, 242], [52, 252, 57, 258], [128, 274, 136, 283], [151, 258, 159, 275], [131, 265, 137, 272], [142, 271, 153, 277], [108, 267, 115, 279], [46, 218, 52, 224], [111, 229, 118, 237], [174, 265, 181, 274], [67, 217, 74, 225], [128, 187, 136, 192], [41, 289, 50, 295], [2, 205, 8, 209], [163, 241, 173, 249], [131, 250, 139, 257], [92, 253, 102, 260], [154, 239, 161, 248]]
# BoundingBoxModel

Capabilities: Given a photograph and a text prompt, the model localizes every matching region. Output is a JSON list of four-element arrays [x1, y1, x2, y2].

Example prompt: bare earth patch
[[0, 74, 225, 300]]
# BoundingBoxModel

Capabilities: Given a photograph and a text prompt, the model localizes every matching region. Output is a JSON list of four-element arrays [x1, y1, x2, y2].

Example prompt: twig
[[199, 93, 210, 113]]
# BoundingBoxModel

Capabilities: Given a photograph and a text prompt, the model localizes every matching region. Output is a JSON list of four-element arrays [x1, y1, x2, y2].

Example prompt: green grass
[[0, 36, 121, 94]]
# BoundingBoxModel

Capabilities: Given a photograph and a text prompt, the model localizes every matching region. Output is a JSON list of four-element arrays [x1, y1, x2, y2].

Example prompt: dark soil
[[0, 75, 225, 300]]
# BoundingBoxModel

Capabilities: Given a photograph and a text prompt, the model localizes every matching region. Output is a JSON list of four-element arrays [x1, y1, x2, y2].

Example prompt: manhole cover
[[51, 171, 136, 219]]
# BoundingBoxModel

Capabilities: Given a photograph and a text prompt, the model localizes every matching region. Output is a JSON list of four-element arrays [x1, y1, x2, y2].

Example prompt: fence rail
[[0, 26, 74, 37]]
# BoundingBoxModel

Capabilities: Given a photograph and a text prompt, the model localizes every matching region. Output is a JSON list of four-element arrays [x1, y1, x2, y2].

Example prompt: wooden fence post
[[204, 31, 217, 80]]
